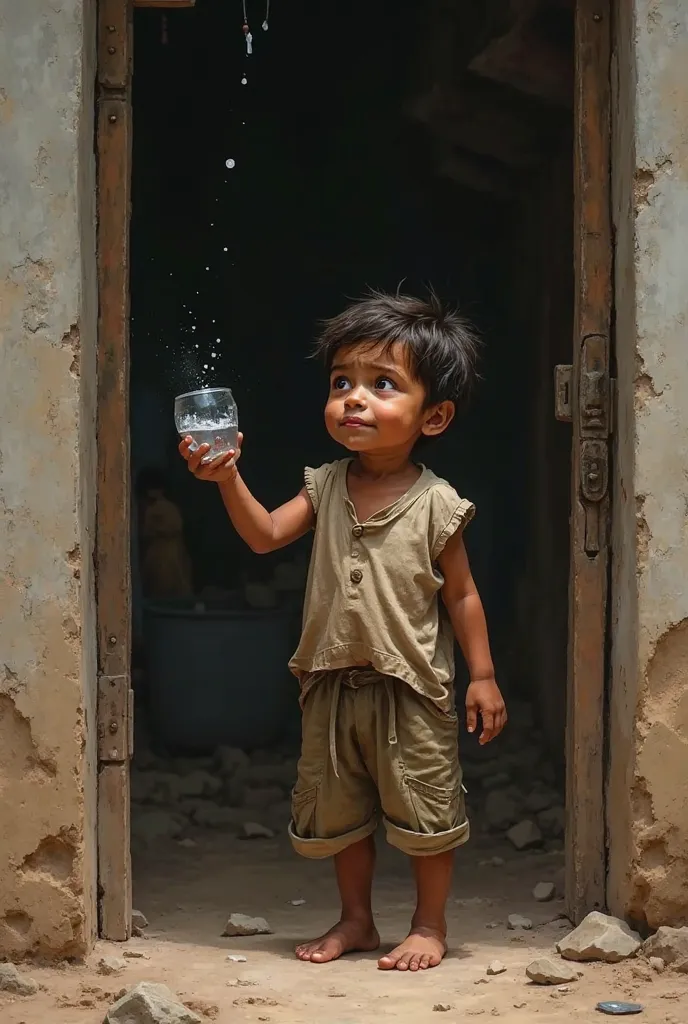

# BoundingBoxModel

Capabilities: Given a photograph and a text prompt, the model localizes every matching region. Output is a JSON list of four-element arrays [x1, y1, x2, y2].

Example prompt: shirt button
[[352, 525, 364, 538], [350, 568, 363, 584]]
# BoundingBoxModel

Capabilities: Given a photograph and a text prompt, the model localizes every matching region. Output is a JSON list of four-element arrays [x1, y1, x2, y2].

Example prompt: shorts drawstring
[[328, 670, 397, 778]]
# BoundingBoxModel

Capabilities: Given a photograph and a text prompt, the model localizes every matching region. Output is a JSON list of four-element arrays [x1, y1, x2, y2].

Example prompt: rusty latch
[[554, 365, 573, 422]]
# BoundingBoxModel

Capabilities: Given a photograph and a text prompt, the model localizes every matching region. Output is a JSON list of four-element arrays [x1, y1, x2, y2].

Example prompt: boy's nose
[[344, 385, 366, 407]]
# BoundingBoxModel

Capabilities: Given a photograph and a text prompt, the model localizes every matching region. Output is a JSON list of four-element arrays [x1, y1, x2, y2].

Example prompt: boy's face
[[324, 341, 454, 453]]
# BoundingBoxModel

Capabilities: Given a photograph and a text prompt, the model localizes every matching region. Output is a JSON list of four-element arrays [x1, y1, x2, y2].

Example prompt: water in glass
[[175, 387, 238, 463]]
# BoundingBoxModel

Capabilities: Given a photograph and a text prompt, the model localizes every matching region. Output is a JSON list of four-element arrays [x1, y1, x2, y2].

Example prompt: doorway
[[95, 0, 612, 942]]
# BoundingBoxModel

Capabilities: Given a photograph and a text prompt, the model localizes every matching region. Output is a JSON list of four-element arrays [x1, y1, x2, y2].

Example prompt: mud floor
[[2, 829, 686, 1024]]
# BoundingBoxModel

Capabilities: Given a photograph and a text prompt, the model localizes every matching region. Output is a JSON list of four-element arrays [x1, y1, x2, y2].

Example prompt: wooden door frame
[[563, 0, 612, 923], [93, 0, 614, 937]]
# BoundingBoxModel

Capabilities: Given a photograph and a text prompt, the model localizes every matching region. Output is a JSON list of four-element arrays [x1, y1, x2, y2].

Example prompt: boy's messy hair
[[314, 289, 480, 409]]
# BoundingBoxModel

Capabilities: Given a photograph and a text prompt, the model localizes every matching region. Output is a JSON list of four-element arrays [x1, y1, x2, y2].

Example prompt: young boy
[[179, 291, 506, 973]]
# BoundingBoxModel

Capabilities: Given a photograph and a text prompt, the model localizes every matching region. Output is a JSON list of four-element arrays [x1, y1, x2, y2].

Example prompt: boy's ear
[[421, 400, 455, 437]]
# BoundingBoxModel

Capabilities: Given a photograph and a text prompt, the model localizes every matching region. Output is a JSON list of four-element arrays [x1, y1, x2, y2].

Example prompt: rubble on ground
[[557, 911, 641, 963], [487, 960, 507, 975], [105, 981, 202, 1024], [526, 958, 580, 985], [0, 962, 38, 996], [508, 914, 533, 930], [222, 913, 273, 936], [642, 926, 688, 967], [129, 696, 566, 856], [98, 956, 127, 976], [533, 881, 556, 902]]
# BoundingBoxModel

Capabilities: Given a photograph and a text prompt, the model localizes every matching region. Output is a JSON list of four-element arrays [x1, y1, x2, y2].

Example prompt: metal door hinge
[[98, 674, 134, 762]]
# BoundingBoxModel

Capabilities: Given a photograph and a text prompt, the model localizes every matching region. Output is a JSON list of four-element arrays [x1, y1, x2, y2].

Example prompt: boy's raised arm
[[179, 434, 314, 554]]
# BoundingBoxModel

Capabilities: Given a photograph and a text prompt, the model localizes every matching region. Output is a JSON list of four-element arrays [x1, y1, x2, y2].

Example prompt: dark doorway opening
[[128, 0, 574, 944]]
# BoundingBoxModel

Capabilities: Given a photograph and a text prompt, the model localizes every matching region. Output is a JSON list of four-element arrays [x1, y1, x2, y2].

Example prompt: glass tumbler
[[174, 387, 239, 463]]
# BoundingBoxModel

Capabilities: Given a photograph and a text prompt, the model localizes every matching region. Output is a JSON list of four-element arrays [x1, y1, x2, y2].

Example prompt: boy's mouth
[[340, 416, 373, 428]]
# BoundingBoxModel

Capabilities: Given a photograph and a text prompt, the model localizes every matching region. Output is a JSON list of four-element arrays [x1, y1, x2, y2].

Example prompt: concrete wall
[[609, 0, 688, 928], [0, 0, 98, 957]]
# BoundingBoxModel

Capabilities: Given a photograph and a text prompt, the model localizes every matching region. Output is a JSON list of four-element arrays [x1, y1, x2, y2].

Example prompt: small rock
[[433, 1004, 452, 1012], [486, 921, 500, 929], [131, 810, 186, 845], [513, 1003, 527, 1010], [222, 913, 272, 937], [215, 745, 250, 778], [98, 957, 127, 976], [533, 882, 556, 902], [508, 914, 533, 931], [631, 962, 654, 982], [105, 982, 202, 1024], [0, 963, 39, 996], [537, 806, 566, 838], [132, 909, 149, 930], [557, 911, 641, 963], [485, 790, 522, 831], [184, 998, 219, 1020], [176, 770, 223, 800], [642, 926, 688, 966], [193, 805, 243, 829], [506, 820, 543, 851], [557, 986, 570, 993], [243, 785, 284, 810], [479, 856, 506, 868], [525, 958, 580, 985], [648, 956, 665, 973], [241, 821, 275, 839], [487, 960, 507, 975], [226, 954, 247, 963], [474, 977, 490, 985], [288, 899, 306, 907], [123, 950, 150, 959], [524, 788, 558, 813], [482, 772, 511, 791]]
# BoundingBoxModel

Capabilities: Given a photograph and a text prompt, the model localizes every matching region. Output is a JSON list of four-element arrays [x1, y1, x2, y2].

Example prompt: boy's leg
[[295, 834, 380, 962], [378, 850, 454, 971], [365, 679, 469, 971], [289, 674, 381, 963]]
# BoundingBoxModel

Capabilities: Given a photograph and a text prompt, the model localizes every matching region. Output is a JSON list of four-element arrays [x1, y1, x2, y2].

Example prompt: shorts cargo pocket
[[403, 774, 460, 835], [290, 785, 319, 838]]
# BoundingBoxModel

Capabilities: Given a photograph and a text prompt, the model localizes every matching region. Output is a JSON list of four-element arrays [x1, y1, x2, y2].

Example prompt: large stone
[[215, 746, 250, 778], [222, 913, 273, 937], [526, 958, 580, 985], [130, 810, 186, 845], [506, 820, 543, 850], [485, 790, 522, 831], [557, 912, 641, 963], [192, 804, 245, 829], [243, 785, 284, 810], [0, 963, 39, 996], [176, 771, 223, 800], [537, 806, 566, 838], [642, 926, 688, 966], [105, 982, 202, 1024]]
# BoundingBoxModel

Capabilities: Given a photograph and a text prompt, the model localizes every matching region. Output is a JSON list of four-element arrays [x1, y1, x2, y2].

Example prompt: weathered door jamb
[[95, 0, 134, 941], [556, 0, 614, 923]]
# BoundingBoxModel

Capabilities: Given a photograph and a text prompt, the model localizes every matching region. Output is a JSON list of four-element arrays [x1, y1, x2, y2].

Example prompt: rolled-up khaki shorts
[[289, 668, 469, 859]]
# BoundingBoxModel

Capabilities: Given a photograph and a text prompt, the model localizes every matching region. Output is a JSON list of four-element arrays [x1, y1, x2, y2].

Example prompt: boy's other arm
[[438, 529, 507, 744], [179, 435, 314, 553]]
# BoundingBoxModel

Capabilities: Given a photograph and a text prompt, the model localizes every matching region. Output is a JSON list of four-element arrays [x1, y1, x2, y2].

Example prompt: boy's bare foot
[[377, 926, 447, 971], [295, 918, 380, 964]]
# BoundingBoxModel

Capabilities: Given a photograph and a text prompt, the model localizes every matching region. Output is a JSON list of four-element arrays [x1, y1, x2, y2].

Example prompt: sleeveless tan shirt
[[289, 459, 475, 715]]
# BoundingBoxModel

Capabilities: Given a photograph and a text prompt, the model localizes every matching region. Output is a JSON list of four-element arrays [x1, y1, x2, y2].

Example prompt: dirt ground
[[2, 830, 685, 1024]]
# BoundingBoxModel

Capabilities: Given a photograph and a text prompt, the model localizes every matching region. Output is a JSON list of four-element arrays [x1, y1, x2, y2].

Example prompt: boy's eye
[[375, 377, 397, 391], [332, 376, 351, 391]]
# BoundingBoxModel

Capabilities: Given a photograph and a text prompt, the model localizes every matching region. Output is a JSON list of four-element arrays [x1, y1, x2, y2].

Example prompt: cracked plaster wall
[[609, 0, 688, 928], [0, 0, 98, 957]]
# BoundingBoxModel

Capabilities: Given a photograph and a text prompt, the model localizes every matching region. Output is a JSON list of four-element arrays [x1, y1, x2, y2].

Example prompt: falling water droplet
[[191, 326, 196, 331], [203, 364, 209, 370], [262, 20, 268, 31], [241, 76, 248, 85], [223, 247, 228, 252], [225, 158, 236, 169]]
